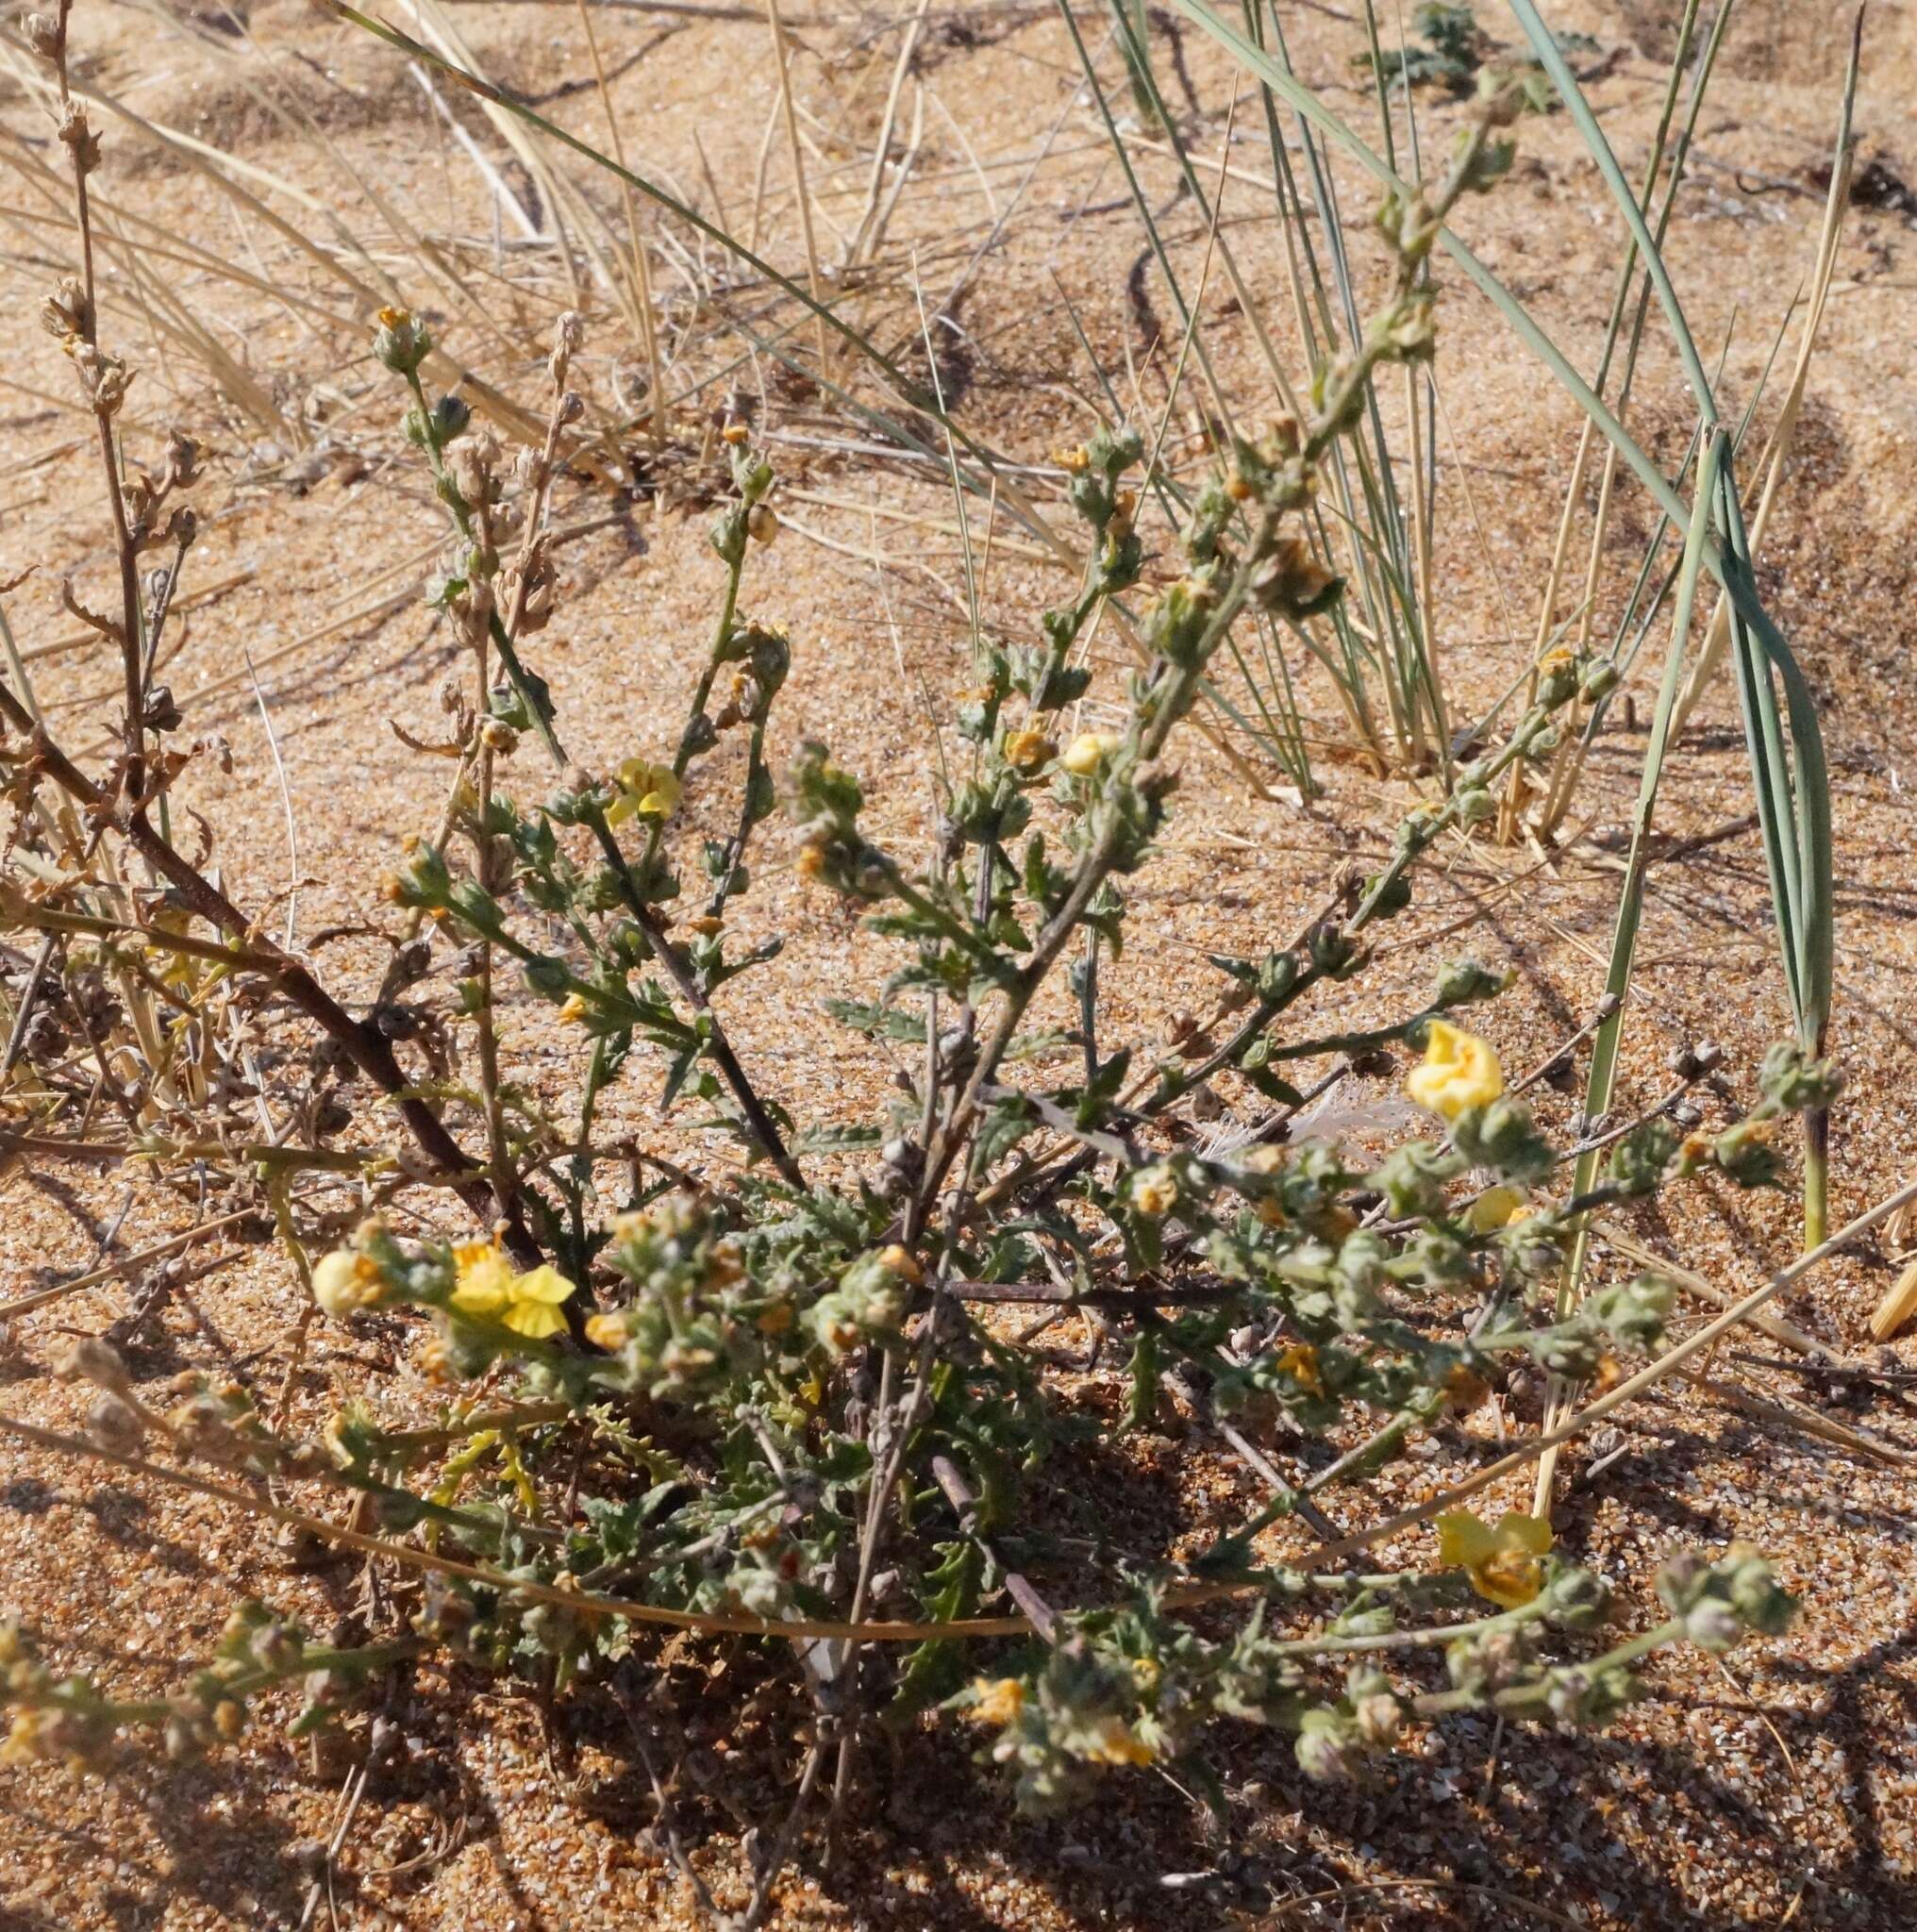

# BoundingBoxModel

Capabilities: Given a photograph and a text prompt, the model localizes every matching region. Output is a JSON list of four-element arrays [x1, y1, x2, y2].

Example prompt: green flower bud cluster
[[1758, 1041, 1843, 1114], [1656, 1548, 1796, 1654]]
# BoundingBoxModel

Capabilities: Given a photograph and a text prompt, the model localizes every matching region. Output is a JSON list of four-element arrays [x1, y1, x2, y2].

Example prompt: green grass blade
[[1503, 0, 1719, 427]]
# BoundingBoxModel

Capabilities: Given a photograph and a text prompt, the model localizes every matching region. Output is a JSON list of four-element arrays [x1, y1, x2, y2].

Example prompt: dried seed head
[[39, 275, 89, 342], [165, 429, 200, 488], [86, 1391, 146, 1457], [51, 1335, 129, 1391], [448, 439, 497, 508], [22, 11, 59, 58], [552, 308, 586, 366], [64, 340, 133, 417], [58, 102, 100, 175]]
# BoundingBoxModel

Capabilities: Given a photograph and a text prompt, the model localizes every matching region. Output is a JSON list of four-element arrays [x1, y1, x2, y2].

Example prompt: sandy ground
[[3, 0, 1917, 1926]]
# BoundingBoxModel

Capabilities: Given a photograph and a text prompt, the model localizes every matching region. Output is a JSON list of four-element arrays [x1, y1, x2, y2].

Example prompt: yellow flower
[[874, 1242, 924, 1285], [448, 1243, 576, 1341], [1441, 1362, 1490, 1413], [1436, 1508, 1553, 1608], [605, 758, 682, 827], [1406, 1019, 1504, 1122], [1275, 1341, 1323, 1394], [1466, 1184, 1527, 1234], [1128, 1163, 1178, 1219], [1060, 731, 1122, 777], [968, 1676, 1025, 1726], [583, 1311, 629, 1351], [557, 992, 590, 1024], [310, 1250, 384, 1319]]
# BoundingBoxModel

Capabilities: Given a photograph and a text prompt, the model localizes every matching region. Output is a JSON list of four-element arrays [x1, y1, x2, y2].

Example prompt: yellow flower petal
[[502, 1301, 569, 1341], [1475, 1550, 1546, 1609], [1438, 1508, 1553, 1608], [448, 1241, 513, 1313], [968, 1677, 1025, 1726], [613, 759, 681, 822], [1406, 1019, 1504, 1122], [1494, 1509, 1553, 1557], [1466, 1185, 1526, 1234], [1437, 1508, 1497, 1573], [512, 1265, 576, 1307]]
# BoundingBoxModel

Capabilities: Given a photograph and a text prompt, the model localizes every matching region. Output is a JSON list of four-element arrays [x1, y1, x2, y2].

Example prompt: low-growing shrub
[[0, 16, 1828, 1924]]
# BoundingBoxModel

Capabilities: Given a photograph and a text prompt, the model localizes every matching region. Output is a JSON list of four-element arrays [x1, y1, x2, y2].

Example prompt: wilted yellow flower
[[1406, 1019, 1504, 1121], [605, 758, 682, 827], [1002, 725, 1053, 772], [1436, 1507, 1553, 1608], [1081, 1715, 1154, 1766], [968, 1676, 1025, 1726], [448, 1243, 576, 1341], [310, 1250, 384, 1319], [1060, 731, 1122, 777], [557, 992, 590, 1024]]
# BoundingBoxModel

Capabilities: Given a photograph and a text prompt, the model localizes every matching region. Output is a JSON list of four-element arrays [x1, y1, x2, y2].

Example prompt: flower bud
[[1682, 1597, 1743, 1654], [1292, 1708, 1353, 1782], [1059, 730, 1122, 777], [373, 307, 431, 376], [310, 1250, 385, 1319]]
